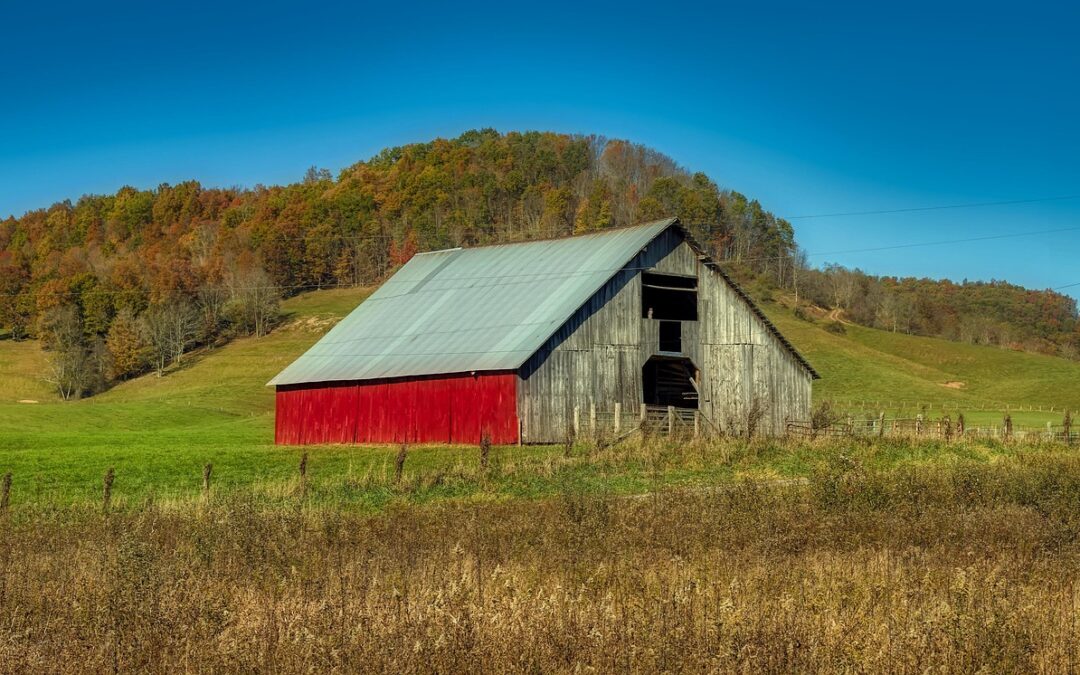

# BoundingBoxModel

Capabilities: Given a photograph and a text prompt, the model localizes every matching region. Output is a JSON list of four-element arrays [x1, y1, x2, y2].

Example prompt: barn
[[269, 218, 817, 445]]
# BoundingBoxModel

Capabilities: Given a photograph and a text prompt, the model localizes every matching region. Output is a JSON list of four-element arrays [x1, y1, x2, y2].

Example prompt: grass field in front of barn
[[1, 286, 1080, 507], [4, 285, 1080, 672], [4, 447, 1080, 672]]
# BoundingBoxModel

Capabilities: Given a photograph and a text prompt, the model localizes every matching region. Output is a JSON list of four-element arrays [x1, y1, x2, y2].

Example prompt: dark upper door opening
[[641, 272, 698, 321], [659, 321, 681, 353]]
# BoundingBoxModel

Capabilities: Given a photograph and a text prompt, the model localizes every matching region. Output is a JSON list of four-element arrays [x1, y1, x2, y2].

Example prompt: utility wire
[[718, 225, 1080, 265], [788, 194, 1080, 219], [805, 225, 1080, 258]]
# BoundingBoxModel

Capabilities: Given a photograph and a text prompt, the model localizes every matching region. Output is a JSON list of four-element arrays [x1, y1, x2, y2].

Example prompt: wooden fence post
[[667, 406, 675, 436], [0, 473, 10, 513], [573, 406, 580, 436], [693, 410, 700, 438], [877, 412, 885, 438], [102, 467, 115, 514], [614, 402, 621, 435], [202, 463, 212, 501], [640, 404, 646, 426], [589, 403, 596, 437]]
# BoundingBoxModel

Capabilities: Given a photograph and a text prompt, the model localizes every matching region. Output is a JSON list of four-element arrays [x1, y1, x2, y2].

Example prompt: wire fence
[[787, 416, 1079, 444], [822, 398, 1074, 415], [561, 402, 1078, 443]]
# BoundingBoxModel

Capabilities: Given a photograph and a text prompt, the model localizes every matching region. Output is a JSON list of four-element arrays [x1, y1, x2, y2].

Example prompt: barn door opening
[[642, 356, 699, 409]]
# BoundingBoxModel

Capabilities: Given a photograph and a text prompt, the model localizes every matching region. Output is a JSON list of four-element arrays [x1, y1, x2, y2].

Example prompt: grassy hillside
[[2, 285, 1079, 506], [0, 288, 373, 503], [763, 301, 1080, 426]]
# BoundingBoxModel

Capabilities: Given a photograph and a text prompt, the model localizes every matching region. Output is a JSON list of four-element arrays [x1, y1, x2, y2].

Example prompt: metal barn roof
[[269, 218, 818, 386], [268, 219, 677, 386]]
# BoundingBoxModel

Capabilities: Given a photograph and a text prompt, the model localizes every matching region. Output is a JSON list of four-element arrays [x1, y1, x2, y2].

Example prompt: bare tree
[[141, 305, 172, 377], [40, 305, 102, 399], [166, 299, 200, 366], [196, 285, 229, 341], [226, 263, 281, 337], [825, 264, 859, 311], [45, 346, 94, 400]]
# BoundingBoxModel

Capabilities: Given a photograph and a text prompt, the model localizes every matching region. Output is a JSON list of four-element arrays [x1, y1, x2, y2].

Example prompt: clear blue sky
[[3, 1, 1078, 299]]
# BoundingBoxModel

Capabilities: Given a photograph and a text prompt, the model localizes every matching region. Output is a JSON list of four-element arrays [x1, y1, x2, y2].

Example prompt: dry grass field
[[1, 440, 1078, 673]]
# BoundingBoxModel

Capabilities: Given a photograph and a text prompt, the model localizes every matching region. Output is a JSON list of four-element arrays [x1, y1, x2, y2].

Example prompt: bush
[[811, 400, 839, 430]]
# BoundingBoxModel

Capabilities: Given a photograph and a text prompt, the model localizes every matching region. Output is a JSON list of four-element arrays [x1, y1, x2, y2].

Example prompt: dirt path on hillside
[[827, 308, 853, 325]]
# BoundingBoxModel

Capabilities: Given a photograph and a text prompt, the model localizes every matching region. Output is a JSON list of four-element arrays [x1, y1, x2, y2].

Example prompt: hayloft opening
[[642, 356, 699, 409], [641, 272, 697, 321]]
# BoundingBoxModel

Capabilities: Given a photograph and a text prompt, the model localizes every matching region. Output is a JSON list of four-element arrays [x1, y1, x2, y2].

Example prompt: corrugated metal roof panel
[[268, 219, 677, 386]]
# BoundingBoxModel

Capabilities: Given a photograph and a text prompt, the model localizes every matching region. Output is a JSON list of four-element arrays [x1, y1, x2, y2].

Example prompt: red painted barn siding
[[275, 372, 519, 445]]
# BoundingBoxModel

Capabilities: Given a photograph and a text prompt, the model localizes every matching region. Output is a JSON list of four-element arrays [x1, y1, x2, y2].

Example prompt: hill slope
[[762, 301, 1080, 425], [0, 288, 371, 501], [5, 287, 1080, 429]]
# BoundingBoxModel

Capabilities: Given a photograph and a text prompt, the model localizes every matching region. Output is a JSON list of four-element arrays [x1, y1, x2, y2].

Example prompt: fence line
[[822, 398, 1074, 415], [576, 404, 712, 440], [568, 402, 1077, 442], [788, 415, 1078, 443]]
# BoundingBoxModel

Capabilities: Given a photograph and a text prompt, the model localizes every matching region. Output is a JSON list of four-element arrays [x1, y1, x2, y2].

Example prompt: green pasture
[[0, 287, 1079, 508]]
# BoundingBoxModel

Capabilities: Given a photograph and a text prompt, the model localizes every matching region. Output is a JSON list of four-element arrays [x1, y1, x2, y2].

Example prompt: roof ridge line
[[410, 218, 678, 256]]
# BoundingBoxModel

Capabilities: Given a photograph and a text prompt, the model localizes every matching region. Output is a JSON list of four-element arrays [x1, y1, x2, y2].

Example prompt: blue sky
[[3, 1, 1078, 299]]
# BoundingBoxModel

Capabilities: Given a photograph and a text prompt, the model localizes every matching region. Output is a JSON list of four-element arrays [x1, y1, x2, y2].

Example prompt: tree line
[[792, 265, 1080, 358]]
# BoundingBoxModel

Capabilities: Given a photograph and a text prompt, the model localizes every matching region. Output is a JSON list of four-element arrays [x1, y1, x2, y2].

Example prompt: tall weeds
[[0, 452, 1077, 672]]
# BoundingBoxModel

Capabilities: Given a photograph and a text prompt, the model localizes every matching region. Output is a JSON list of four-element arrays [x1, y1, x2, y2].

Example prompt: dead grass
[[0, 447, 1078, 672]]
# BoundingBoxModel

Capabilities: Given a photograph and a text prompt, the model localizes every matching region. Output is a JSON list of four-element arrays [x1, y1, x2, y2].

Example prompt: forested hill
[[0, 130, 796, 398], [794, 269, 1079, 358], [0, 129, 1077, 400]]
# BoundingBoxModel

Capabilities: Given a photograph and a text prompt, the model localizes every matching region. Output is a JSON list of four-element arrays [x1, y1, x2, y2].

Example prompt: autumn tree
[[0, 251, 32, 339], [106, 308, 147, 379]]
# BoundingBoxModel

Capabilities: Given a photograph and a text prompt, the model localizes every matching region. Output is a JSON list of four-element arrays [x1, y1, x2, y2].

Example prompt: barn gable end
[[518, 225, 814, 442]]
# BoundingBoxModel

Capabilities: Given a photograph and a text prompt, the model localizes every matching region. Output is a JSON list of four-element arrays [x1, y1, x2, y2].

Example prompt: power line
[[805, 225, 1080, 258], [788, 194, 1080, 220], [719, 224, 1080, 266]]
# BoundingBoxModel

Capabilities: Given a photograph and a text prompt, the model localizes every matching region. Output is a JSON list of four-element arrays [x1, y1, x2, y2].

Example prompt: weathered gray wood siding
[[518, 227, 812, 442]]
